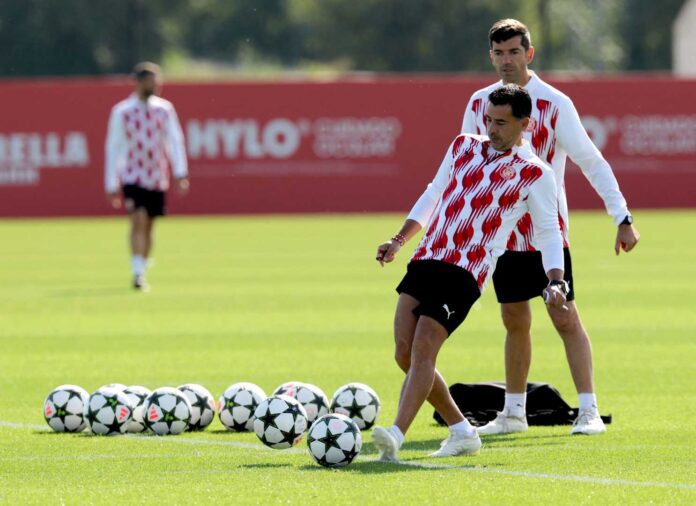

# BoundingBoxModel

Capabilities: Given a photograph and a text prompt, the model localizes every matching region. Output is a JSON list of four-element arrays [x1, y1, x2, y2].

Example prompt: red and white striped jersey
[[407, 134, 564, 290], [104, 94, 187, 192], [461, 72, 629, 251]]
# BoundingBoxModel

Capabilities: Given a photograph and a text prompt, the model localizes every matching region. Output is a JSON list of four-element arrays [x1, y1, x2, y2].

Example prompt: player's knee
[[394, 348, 410, 372], [501, 305, 532, 335], [549, 308, 581, 337]]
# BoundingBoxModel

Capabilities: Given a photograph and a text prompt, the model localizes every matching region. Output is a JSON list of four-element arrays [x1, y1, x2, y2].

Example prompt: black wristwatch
[[620, 215, 633, 225], [548, 279, 569, 296]]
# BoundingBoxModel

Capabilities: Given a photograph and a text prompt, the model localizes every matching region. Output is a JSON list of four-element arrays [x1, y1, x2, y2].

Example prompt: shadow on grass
[[297, 460, 438, 474], [240, 463, 292, 470]]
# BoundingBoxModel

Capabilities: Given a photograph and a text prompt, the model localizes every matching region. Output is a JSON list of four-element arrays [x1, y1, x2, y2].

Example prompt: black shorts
[[492, 248, 575, 303], [396, 260, 481, 336], [122, 185, 166, 218]]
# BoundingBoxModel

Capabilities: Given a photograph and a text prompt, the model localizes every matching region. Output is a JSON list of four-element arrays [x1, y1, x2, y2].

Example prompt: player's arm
[[527, 168, 567, 308], [376, 138, 457, 266], [556, 98, 640, 254], [104, 107, 126, 208], [164, 104, 189, 194]]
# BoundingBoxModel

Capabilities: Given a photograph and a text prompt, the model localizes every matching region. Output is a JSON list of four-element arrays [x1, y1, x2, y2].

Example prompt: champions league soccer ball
[[272, 381, 305, 398], [43, 385, 89, 433], [279, 383, 330, 424], [253, 395, 308, 449], [330, 383, 381, 430], [99, 383, 127, 392], [218, 382, 267, 432], [307, 413, 362, 468], [123, 385, 151, 433], [84, 387, 133, 435], [143, 387, 192, 435], [177, 384, 216, 431]]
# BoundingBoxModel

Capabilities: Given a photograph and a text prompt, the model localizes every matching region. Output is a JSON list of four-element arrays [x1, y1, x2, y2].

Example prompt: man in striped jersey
[[104, 62, 189, 291], [372, 85, 567, 461], [462, 19, 640, 436]]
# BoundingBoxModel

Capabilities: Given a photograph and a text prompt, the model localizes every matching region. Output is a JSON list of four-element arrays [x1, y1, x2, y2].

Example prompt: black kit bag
[[433, 382, 612, 427]]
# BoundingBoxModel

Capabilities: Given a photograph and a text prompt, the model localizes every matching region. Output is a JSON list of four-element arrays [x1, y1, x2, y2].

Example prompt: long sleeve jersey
[[104, 94, 187, 193], [407, 134, 564, 291], [461, 72, 630, 251]]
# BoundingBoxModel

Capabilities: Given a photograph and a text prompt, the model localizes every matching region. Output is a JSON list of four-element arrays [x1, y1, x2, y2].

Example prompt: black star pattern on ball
[[84, 405, 101, 428], [342, 391, 366, 421], [104, 416, 126, 435], [188, 392, 210, 429], [255, 407, 279, 432], [278, 419, 303, 446], [305, 391, 327, 414], [159, 398, 190, 429]]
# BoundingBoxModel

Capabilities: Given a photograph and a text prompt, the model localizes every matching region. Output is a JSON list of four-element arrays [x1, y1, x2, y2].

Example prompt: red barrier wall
[[0, 75, 694, 217]]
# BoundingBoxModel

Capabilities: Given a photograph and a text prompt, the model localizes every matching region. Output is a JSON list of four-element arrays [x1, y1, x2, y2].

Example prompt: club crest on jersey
[[525, 117, 537, 132], [501, 167, 516, 180]]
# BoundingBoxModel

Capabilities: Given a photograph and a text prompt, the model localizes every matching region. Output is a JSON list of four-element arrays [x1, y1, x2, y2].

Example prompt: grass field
[[1, 210, 695, 505]]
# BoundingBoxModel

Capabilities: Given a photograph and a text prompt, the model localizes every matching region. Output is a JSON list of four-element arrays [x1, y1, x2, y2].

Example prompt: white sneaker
[[476, 409, 528, 435], [372, 426, 399, 462], [571, 409, 606, 435], [429, 431, 481, 457]]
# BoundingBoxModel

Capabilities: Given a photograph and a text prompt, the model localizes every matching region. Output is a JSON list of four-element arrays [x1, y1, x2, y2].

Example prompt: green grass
[[0, 210, 695, 505]]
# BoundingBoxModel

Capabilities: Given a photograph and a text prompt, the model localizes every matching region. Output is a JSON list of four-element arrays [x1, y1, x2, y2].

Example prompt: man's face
[[136, 73, 162, 98], [489, 36, 534, 85], [485, 103, 528, 152]]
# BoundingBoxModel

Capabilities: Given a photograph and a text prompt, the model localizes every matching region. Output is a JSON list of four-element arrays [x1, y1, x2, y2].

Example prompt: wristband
[[391, 234, 406, 246]]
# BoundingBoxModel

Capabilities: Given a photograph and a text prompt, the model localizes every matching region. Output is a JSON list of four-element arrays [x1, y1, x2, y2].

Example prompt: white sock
[[389, 425, 404, 448], [578, 393, 598, 412], [449, 419, 476, 438], [504, 393, 527, 418], [131, 255, 146, 276]]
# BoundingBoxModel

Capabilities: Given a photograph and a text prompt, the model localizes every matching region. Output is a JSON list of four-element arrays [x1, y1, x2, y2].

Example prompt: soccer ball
[[43, 384, 89, 433], [177, 384, 216, 431], [307, 413, 362, 468], [83, 387, 133, 435], [143, 387, 192, 435], [218, 382, 266, 432], [330, 383, 381, 430], [123, 385, 151, 433], [99, 383, 127, 392], [289, 383, 330, 424], [253, 395, 308, 449], [272, 381, 305, 398]]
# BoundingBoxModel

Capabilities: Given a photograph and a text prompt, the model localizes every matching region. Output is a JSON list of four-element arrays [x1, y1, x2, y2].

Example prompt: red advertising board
[[0, 75, 694, 217]]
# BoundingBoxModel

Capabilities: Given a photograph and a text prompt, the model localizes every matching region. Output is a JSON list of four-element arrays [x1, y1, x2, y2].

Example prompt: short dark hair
[[489, 19, 531, 50], [488, 84, 532, 119], [132, 61, 161, 80]]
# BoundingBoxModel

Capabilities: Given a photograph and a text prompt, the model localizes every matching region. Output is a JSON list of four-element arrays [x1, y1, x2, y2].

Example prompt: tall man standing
[[372, 85, 567, 461], [462, 19, 640, 435], [105, 62, 189, 290]]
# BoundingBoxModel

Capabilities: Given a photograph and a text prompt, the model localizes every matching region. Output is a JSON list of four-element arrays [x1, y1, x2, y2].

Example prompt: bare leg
[[501, 301, 533, 394], [393, 315, 451, 434], [130, 209, 150, 258], [394, 294, 464, 426], [547, 301, 594, 393], [143, 215, 155, 260]]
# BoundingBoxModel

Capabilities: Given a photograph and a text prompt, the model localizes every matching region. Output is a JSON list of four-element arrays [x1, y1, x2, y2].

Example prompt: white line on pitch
[[3, 420, 695, 491]]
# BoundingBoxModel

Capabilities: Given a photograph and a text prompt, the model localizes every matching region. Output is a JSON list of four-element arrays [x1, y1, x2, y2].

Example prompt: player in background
[[462, 19, 640, 435], [372, 85, 567, 461], [104, 62, 189, 291]]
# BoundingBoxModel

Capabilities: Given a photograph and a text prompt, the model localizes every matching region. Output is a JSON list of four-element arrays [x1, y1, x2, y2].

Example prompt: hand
[[376, 240, 402, 267], [106, 192, 121, 209], [175, 177, 190, 195], [615, 224, 640, 255], [543, 283, 568, 310]]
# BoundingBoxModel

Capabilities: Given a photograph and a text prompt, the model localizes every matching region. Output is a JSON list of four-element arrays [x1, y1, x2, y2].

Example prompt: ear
[[521, 117, 530, 131], [489, 49, 495, 64], [527, 46, 535, 64]]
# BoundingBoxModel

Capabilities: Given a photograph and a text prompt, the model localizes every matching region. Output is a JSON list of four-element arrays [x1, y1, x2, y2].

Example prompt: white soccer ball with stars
[[253, 395, 308, 449], [330, 383, 381, 430], [272, 381, 305, 398], [280, 383, 330, 424], [124, 385, 151, 433], [307, 413, 362, 468], [83, 387, 133, 435], [177, 384, 216, 431], [218, 382, 266, 432], [143, 387, 192, 435], [43, 384, 90, 433], [99, 383, 127, 392]]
